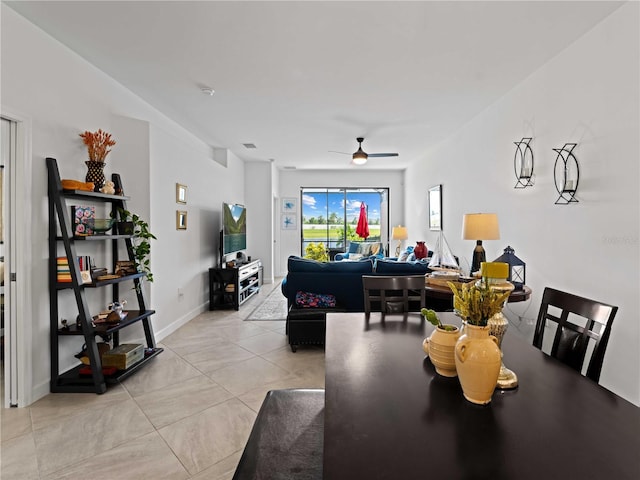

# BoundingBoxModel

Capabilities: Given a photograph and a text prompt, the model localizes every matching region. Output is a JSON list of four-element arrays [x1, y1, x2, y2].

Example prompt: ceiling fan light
[[352, 151, 368, 165]]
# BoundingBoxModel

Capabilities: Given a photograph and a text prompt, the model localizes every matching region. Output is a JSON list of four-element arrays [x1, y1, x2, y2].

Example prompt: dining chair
[[362, 275, 426, 317], [533, 287, 618, 383]]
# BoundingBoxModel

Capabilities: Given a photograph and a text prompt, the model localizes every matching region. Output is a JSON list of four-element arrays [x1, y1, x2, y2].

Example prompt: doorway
[[1, 114, 29, 407]]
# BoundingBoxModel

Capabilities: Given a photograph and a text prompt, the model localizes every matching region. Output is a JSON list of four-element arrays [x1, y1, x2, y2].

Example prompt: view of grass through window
[[300, 188, 388, 257]]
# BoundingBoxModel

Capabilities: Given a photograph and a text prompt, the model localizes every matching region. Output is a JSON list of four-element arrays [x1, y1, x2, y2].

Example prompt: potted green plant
[[304, 242, 329, 262], [421, 308, 461, 377], [114, 208, 156, 283]]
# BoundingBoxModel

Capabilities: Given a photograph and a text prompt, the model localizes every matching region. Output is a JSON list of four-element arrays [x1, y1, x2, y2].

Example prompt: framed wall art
[[176, 210, 187, 230], [281, 214, 297, 230], [428, 184, 442, 231], [281, 197, 297, 213], [176, 183, 187, 204]]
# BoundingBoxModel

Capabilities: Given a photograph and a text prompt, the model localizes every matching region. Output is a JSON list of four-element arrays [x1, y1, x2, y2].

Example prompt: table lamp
[[462, 213, 500, 275], [391, 225, 408, 257]]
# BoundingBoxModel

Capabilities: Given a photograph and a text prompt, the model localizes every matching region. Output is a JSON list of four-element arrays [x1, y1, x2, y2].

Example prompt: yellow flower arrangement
[[79, 129, 116, 162], [447, 279, 511, 327]]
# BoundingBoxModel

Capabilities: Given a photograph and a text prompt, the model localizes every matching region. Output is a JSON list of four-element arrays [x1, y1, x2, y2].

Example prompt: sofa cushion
[[375, 258, 431, 275], [347, 242, 360, 254], [287, 256, 374, 273]]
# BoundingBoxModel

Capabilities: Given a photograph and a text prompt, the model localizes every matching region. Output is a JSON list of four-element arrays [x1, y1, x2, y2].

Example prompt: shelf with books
[[47, 157, 161, 394]]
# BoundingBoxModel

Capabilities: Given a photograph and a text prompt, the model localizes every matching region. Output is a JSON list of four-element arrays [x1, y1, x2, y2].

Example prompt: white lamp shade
[[462, 213, 500, 240], [391, 225, 408, 240]]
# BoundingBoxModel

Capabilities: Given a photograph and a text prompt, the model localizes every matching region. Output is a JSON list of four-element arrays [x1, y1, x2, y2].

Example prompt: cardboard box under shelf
[[101, 344, 144, 370]]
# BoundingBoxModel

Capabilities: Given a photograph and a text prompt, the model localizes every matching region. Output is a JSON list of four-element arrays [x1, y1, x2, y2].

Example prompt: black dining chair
[[533, 287, 618, 383], [362, 275, 426, 318]]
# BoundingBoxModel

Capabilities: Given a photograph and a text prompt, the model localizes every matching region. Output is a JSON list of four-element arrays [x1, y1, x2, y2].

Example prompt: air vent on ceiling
[[243, 143, 257, 149]]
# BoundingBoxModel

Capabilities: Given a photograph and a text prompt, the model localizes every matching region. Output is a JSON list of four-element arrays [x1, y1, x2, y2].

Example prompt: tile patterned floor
[[0, 282, 325, 479]]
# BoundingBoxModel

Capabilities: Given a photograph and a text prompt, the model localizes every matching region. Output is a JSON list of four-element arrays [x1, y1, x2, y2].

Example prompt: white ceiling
[[6, 1, 623, 170]]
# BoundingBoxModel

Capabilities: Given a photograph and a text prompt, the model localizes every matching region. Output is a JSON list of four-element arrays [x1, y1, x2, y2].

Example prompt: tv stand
[[209, 259, 262, 310]]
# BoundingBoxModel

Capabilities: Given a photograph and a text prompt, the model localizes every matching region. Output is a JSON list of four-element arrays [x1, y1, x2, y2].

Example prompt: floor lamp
[[462, 213, 500, 275], [391, 225, 408, 257]]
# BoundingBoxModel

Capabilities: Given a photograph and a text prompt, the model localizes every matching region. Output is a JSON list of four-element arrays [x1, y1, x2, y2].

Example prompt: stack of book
[[56, 257, 71, 283], [56, 256, 93, 284]]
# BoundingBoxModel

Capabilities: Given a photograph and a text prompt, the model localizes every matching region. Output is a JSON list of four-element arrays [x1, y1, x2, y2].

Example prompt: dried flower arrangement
[[79, 129, 116, 163], [447, 279, 511, 327]]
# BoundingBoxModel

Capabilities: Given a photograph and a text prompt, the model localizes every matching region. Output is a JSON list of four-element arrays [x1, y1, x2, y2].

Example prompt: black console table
[[209, 259, 262, 310]]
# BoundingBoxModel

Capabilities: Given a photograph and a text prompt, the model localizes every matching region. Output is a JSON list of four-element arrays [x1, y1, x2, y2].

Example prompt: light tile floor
[[0, 282, 325, 479]]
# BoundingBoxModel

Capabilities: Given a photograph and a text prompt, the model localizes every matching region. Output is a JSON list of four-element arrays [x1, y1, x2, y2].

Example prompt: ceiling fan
[[331, 137, 399, 165]]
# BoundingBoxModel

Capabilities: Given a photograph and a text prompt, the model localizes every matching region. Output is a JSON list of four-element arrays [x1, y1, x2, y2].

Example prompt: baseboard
[[154, 302, 209, 342]]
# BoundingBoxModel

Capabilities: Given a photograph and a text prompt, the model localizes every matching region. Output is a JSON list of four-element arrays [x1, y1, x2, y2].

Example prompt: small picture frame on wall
[[176, 183, 187, 204], [281, 197, 297, 213], [428, 184, 443, 231], [281, 214, 296, 230], [176, 210, 187, 230]]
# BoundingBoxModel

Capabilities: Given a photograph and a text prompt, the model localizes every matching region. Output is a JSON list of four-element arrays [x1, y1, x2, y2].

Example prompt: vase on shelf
[[454, 324, 501, 405], [85, 161, 106, 192], [414, 241, 428, 259]]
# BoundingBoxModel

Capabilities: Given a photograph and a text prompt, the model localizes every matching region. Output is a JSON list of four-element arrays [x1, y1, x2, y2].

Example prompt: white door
[[1, 113, 30, 407]]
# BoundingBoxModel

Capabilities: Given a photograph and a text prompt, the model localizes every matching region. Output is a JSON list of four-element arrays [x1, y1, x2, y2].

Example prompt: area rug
[[246, 283, 288, 321]]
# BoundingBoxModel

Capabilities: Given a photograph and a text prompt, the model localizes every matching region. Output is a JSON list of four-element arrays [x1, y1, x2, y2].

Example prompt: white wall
[[404, 2, 639, 405], [245, 161, 275, 283], [1, 5, 245, 403], [276, 169, 405, 276]]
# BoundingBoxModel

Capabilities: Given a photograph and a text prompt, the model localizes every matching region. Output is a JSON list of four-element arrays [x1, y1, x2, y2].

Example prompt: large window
[[300, 188, 389, 256]]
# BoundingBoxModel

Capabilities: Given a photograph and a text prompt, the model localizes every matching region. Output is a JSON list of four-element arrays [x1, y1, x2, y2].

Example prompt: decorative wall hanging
[[281, 214, 296, 230], [513, 138, 534, 188], [176, 183, 187, 204], [176, 210, 187, 230], [428, 184, 443, 231], [282, 197, 297, 213], [552, 143, 579, 204]]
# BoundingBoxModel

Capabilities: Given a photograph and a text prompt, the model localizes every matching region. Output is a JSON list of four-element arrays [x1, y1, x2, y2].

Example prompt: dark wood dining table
[[424, 283, 532, 303], [323, 312, 640, 480]]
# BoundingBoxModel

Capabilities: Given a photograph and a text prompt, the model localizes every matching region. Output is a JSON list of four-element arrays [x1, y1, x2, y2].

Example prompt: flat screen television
[[221, 202, 247, 259]]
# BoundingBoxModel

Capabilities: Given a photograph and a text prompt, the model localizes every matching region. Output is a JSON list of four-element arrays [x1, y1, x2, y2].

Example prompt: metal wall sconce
[[553, 143, 579, 204], [514, 137, 534, 188]]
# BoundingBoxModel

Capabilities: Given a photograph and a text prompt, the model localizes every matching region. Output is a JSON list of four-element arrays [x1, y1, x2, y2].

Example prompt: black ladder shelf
[[47, 157, 162, 394]]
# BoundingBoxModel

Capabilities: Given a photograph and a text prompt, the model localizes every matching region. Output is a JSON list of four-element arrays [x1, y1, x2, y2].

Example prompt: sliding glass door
[[300, 188, 389, 256]]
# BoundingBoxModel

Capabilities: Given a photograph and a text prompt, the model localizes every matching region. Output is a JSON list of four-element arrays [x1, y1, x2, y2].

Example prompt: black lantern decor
[[494, 246, 526, 290], [514, 137, 534, 188]]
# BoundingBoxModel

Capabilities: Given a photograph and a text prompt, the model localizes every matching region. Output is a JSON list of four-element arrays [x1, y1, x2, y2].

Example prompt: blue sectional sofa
[[281, 256, 432, 312]]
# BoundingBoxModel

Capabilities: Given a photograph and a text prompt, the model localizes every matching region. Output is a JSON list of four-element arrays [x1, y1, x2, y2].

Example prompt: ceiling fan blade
[[329, 151, 351, 155], [368, 153, 399, 158]]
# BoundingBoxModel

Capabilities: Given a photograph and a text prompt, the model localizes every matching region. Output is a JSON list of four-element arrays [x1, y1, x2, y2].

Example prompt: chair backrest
[[362, 275, 426, 317], [533, 287, 618, 383]]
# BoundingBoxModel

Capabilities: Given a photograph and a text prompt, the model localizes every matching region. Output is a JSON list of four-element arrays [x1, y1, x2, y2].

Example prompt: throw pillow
[[295, 291, 337, 308], [349, 253, 364, 261], [398, 246, 414, 262], [357, 243, 372, 256], [347, 242, 360, 254]]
